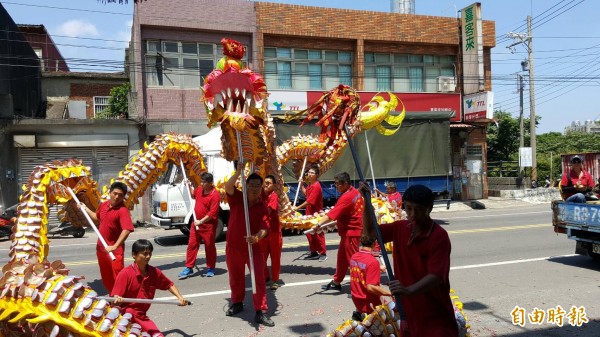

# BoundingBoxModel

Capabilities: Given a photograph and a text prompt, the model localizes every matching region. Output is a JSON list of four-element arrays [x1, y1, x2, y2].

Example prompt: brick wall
[[255, 3, 495, 46], [132, 0, 256, 121], [70, 83, 121, 118]]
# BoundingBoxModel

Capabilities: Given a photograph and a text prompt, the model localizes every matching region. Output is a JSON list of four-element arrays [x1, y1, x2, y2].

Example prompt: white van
[[150, 128, 233, 239]]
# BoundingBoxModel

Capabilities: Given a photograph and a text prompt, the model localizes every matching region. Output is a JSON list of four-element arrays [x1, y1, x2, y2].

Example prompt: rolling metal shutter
[[17, 147, 129, 194]]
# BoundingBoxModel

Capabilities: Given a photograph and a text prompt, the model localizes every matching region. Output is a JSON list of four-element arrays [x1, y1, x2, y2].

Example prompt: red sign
[[306, 91, 462, 122]]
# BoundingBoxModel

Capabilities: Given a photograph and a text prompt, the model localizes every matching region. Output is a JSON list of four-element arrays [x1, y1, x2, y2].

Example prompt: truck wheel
[[72, 227, 86, 238], [588, 250, 600, 262], [214, 218, 225, 242], [180, 222, 191, 236]]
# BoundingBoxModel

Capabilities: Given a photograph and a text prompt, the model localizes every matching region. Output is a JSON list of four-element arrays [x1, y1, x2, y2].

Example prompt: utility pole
[[518, 74, 524, 176], [527, 16, 537, 182], [507, 15, 537, 182]]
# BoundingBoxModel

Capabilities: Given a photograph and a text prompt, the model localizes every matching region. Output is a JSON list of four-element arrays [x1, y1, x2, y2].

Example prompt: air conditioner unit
[[437, 76, 456, 92]]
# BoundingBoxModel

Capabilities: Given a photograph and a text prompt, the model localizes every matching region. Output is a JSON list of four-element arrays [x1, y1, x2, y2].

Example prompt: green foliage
[[536, 131, 600, 181], [95, 82, 130, 119], [486, 111, 522, 161]]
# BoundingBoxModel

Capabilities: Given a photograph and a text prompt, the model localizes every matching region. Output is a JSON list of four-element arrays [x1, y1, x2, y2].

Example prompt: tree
[[486, 111, 521, 161], [95, 82, 130, 119]]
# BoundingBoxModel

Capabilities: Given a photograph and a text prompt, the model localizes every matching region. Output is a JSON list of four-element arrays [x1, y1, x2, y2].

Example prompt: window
[[264, 47, 353, 90], [143, 40, 246, 89], [364, 52, 455, 92], [93, 96, 110, 117]]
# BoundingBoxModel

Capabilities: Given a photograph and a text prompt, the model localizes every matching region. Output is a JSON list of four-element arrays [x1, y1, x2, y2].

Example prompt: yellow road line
[[448, 223, 548, 234]]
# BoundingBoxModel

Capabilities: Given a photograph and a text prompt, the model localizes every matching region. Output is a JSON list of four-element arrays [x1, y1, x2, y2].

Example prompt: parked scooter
[[48, 221, 86, 238], [0, 204, 17, 239]]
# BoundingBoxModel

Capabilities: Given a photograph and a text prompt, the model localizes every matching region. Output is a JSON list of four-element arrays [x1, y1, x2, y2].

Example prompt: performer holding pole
[[342, 124, 405, 318], [111, 239, 188, 337], [68, 187, 115, 261], [222, 131, 274, 327], [294, 165, 327, 261], [78, 181, 134, 294]]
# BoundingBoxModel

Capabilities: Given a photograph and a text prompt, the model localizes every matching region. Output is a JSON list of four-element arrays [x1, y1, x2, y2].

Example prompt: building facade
[[130, 0, 496, 201]]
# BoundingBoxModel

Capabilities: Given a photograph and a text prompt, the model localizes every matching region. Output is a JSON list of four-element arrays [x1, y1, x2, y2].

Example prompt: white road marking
[[157, 254, 579, 301], [441, 210, 550, 220]]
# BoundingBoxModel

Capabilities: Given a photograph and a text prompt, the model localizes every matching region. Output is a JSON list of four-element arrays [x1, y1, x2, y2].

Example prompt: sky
[[3, 0, 600, 134]]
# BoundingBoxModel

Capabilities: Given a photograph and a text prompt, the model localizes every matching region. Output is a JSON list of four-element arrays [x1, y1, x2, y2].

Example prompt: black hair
[[360, 234, 376, 247], [265, 174, 276, 184], [247, 172, 263, 185], [308, 165, 320, 175], [334, 172, 351, 184], [403, 184, 434, 209], [201, 172, 214, 183], [132, 239, 154, 254], [110, 181, 128, 195]]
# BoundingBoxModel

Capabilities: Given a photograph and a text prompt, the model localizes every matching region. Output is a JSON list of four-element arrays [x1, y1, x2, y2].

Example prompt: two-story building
[[129, 0, 495, 202]]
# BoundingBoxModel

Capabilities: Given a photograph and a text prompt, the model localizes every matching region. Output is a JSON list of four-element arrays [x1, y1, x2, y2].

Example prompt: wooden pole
[[68, 187, 115, 261], [235, 130, 257, 295], [293, 156, 309, 207]]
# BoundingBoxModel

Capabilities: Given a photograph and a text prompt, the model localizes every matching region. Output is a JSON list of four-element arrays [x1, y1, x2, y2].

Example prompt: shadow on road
[[153, 234, 189, 247], [163, 328, 197, 337], [287, 323, 327, 336], [547, 255, 600, 272]]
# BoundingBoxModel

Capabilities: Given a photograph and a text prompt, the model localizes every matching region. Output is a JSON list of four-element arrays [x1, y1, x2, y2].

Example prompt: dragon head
[[201, 38, 269, 165]]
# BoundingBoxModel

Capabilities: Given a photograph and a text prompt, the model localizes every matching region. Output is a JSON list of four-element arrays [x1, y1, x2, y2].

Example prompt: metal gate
[[466, 145, 483, 200], [18, 147, 129, 195]]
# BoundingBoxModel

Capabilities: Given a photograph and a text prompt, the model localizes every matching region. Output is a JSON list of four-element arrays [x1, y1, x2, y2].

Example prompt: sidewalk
[[431, 187, 561, 213]]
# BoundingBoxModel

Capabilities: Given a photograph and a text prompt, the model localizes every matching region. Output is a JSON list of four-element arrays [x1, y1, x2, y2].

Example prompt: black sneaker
[[321, 280, 342, 291], [254, 311, 275, 327], [304, 252, 319, 260], [226, 302, 244, 316]]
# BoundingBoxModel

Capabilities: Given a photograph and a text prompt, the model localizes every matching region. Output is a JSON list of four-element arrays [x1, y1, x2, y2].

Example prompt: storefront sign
[[463, 91, 493, 121], [267, 90, 308, 115], [307, 91, 462, 122], [461, 3, 484, 94]]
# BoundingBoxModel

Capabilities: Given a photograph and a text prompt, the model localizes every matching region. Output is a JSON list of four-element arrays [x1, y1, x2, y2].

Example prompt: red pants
[[306, 232, 326, 254], [259, 231, 283, 281], [185, 223, 217, 269], [126, 309, 163, 337], [333, 236, 359, 283], [96, 245, 124, 293], [225, 245, 267, 311]]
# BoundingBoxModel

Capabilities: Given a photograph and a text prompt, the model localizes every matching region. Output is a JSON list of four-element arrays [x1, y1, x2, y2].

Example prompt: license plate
[[593, 243, 600, 254]]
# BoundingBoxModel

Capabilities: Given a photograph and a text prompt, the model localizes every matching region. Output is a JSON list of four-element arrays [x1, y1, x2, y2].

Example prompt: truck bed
[[551, 200, 600, 259]]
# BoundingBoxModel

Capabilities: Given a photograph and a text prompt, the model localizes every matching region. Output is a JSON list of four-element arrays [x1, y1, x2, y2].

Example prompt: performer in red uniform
[[295, 165, 327, 261], [311, 172, 363, 291], [350, 233, 391, 321], [179, 172, 221, 279], [112, 239, 187, 337], [260, 175, 283, 290], [375, 181, 402, 208], [359, 183, 459, 337], [224, 162, 274, 327], [81, 181, 134, 293]]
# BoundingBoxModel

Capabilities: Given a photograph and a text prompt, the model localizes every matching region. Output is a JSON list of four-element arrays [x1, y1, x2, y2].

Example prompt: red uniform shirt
[[380, 220, 458, 336], [111, 263, 173, 317], [305, 181, 323, 215], [265, 190, 281, 233], [387, 191, 402, 205], [350, 248, 383, 312], [96, 201, 135, 248], [561, 169, 594, 198], [226, 189, 268, 248], [193, 186, 220, 225], [327, 186, 363, 237]]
